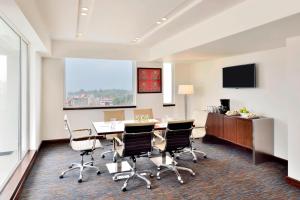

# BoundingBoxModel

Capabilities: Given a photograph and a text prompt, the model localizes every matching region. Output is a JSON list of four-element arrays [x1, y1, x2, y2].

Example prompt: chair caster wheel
[[193, 160, 197, 163], [78, 179, 82, 183], [191, 172, 195, 176], [59, 175, 63, 179], [97, 171, 101, 175], [101, 155, 105, 158], [180, 180, 184, 184], [147, 185, 151, 189], [157, 167, 160, 171], [113, 159, 117, 163], [157, 176, 161, 180], [90, 163, 94, 166], [122, 187, 126, 192], [69, 165, 73, 169], [204, 155, 207, 159], [176, 156, 179, 159], [150, 173, 154, 178]]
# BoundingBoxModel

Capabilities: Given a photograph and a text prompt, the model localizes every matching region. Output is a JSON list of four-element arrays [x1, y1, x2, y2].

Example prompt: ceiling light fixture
[[135, 37, 140, 40], [81, 7, 89, 11], [162, 17, 167, 21], [156, 21, 161, 25], [81, 12, 88, 16], [76, 33, 83, 37]]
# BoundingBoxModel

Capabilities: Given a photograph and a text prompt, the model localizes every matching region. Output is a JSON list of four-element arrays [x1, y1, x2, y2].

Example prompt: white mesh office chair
[[59, 115, 102, 183]]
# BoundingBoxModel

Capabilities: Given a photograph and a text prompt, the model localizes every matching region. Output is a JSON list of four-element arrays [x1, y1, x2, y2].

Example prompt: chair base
[[60, 159, 100, 182], [113, 165, 153, 191], [101, 150, 118, 162], [157, 162, 195, 184], [176, 148, 207, 163]]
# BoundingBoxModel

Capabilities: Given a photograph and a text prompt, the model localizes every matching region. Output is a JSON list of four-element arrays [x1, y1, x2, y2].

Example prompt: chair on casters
[[101, 110, 125, 162], [176, 126, 207, 163], [59, 115, 102, 183], [154, 120, 196, 184], [113, 122, 155, 192]]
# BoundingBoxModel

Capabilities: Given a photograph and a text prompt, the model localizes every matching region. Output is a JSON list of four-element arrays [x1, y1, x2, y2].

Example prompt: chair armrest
[[153, 131, 165, 141], [113, 137, 124, 146]]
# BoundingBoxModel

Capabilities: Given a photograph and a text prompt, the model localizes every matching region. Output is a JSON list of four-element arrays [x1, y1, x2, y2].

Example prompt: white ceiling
[[35, 0, 245, 46]]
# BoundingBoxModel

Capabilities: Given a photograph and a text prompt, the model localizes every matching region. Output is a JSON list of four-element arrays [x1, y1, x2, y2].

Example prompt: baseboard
[[42, 138, 69, 145], [286, 176, 300, 189]]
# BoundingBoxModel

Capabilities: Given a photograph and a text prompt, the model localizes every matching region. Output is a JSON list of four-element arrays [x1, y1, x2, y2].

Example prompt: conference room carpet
[[20, 140, 300, 200]]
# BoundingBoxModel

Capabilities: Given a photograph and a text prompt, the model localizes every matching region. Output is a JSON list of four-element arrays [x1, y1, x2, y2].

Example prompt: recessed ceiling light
[[135, 37, 140, 40], [81, 12, 88, 16], [82, 7, 89, 11], [76, 33, 83, 37], [156, 21, 161, 25], [162, 17, 167, 21]]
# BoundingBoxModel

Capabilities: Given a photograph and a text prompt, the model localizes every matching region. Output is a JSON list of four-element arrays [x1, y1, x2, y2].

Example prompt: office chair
[[113, 122, 155, 191], [154, 120, 196, 184], [134, 108, 165, 154], [176, 127, 207, 163], [59, 115, 102, 183], [133, 108, 153, 120], [101, 110, 125, 162]]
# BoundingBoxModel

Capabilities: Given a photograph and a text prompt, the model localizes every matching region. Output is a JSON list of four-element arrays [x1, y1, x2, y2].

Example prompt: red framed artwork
[[137, 68, 162, 93]]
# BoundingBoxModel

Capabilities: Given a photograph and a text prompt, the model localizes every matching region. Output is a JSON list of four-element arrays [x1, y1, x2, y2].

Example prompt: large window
[[163, 63, 174, 104], [0, 17, 29, 190], [64, 58, 135, 108]]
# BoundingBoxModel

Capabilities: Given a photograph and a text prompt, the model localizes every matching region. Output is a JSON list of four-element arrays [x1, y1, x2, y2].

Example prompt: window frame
[[163, 62, 175, 106], [63, 58, 137, 110]]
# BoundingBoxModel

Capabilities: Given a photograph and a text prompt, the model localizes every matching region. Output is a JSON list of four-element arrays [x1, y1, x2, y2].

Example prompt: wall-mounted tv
[[223, 64, 256, 88]]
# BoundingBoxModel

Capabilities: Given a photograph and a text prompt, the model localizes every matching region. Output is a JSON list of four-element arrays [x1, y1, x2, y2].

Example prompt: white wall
[[41, 58, 188, 140], [186, 47, 288, 159], [286, 36, 300, 180], [29, 49, 42, 150]]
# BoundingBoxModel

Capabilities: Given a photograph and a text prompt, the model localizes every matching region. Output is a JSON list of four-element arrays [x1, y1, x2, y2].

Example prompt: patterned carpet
[[20, 140, 300, 200]]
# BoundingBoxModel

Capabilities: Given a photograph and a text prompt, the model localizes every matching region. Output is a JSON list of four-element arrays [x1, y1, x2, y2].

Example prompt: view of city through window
[[64, 58, 135, 107]]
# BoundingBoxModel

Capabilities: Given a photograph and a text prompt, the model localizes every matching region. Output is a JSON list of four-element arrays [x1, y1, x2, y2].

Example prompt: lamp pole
[[184, 94, 188, 120]]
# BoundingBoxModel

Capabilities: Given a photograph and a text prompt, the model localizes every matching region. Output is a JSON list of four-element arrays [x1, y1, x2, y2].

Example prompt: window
[[64, 58, 135, 108], [0, 17, 29, 190], [163, 63, 174, 105]]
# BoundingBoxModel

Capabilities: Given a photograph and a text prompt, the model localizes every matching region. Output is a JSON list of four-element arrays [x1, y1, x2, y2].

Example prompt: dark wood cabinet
[[236, 119, 253, 149], [205, 113, 253, 149], [223, 116, 237, 143], [206, 113, 224, 138], [205, 113, 275, 164]]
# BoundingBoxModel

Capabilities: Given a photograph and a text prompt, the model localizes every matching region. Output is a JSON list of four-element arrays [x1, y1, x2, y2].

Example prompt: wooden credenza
[[205, 112, 275, 164]]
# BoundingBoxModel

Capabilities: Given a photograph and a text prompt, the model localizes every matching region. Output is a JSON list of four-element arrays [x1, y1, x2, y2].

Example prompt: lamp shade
[[178, 85, 194, 95]]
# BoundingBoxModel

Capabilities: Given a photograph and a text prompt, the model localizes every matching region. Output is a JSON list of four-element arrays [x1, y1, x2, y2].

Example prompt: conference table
[[92, 119, 167, 136], [91, 119, 174, 179]]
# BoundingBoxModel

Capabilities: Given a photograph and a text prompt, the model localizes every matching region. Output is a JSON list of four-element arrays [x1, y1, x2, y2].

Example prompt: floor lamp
[[178, 85, 194, 120]]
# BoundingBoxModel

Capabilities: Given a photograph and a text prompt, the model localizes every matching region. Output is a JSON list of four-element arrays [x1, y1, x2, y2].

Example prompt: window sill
[[163, 104, 176, 107], [63, 105, 137, 110]]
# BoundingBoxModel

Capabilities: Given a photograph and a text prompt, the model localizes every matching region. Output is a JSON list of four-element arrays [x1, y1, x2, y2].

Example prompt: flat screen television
[[223, 64, 256, 88]]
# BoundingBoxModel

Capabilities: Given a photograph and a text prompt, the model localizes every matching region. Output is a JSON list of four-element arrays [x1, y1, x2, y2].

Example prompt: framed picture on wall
[[137, 68, 162, 93]]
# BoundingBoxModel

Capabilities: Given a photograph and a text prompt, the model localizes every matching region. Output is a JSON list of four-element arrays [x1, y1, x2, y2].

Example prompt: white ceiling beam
[[149, 0, 300, 61]]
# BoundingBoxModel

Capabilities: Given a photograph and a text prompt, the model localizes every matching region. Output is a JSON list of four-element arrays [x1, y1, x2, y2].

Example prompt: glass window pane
[[163, 63, 173, 104], [64, 58, 135, 107], [0, 18, 21, 190]]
